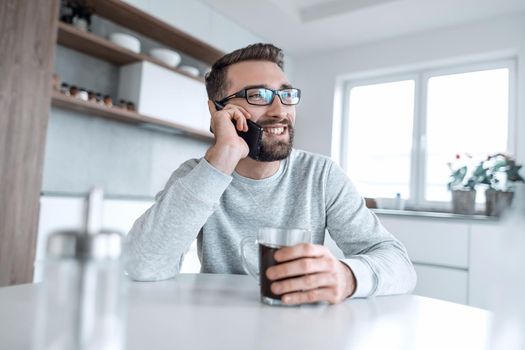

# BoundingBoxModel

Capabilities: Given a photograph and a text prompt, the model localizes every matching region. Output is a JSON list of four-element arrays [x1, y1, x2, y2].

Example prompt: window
[[424, 68, 509, 202], [341, 60, 515, 208], [345, 80, 415, 199]]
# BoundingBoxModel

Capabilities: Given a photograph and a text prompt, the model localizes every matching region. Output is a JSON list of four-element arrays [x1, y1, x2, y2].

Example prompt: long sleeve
[[324, 162, 417, 297], [125, 158, 232, 281]]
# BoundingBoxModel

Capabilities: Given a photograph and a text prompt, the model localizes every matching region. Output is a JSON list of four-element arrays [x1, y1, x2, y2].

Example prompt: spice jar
[[88, 91, 97, 103], [59, 0, 74, 24], [69, 85, 79, 97], [96, 93, 104, 105], [116, 99, 127, 109], [78, 88, 89, 101], [103, 95, 113, 107], [60, 83, 70, 96], [72, 3, 93, 32]]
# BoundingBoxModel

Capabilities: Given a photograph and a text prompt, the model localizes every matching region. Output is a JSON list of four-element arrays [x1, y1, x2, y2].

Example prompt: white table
[[0, 273, 492, 350]]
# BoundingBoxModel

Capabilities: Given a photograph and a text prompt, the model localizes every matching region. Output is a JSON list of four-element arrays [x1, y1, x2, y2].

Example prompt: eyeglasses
[[216, 87, 301, 107]]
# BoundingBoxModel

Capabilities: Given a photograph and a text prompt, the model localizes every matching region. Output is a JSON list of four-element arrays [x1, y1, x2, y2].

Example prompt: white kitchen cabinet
[[35, 197, 86, 282], [413, 264, 468, 304], [377, 212, 501, 306], [380, 216, 469, 268], [378, 215, 470, 304], [102, 199, 154, 234], [468, 222, 501, 309], [118, 61, 212, 134]]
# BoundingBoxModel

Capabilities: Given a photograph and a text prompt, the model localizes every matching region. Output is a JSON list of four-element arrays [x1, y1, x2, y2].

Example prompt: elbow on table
[[124, 259, 178, 282]]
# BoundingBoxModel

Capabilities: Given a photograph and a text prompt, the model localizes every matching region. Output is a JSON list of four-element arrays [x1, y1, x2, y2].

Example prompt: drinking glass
[[240, 227, 310, 305]]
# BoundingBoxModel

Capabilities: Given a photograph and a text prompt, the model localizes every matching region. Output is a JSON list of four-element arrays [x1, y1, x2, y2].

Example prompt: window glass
[[425, 68, 509, 201], [346, 80, 415, 199]]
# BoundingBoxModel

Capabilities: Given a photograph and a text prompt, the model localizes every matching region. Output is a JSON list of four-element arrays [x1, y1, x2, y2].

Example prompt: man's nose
[[266, 95, 289, 119]]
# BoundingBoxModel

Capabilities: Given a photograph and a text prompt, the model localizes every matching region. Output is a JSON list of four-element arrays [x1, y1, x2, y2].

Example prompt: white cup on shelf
[[109, 33, 141, 53], [149, 48, 181, 67], [178, 65, 200, 77]]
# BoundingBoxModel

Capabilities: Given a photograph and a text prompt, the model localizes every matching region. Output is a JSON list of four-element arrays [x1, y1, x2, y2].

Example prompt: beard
[[256, 119, 294, 162]]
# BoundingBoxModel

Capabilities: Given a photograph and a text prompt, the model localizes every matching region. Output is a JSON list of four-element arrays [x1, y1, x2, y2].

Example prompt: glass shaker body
[[34, 231, 127, 350]]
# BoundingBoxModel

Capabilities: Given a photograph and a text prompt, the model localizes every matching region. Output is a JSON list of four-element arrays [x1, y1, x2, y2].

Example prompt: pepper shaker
[[34, 188, 127, 350]]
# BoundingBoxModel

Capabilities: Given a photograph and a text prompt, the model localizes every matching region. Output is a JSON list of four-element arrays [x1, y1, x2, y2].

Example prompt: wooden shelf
[[57, 22, 205, 83], [53, 0, 222, 141], [87, 0, 223, 65], [57, 21, 137, 65], [51, 91, 213, 142]]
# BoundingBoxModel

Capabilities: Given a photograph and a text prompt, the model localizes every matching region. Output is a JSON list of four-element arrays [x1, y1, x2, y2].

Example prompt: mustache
[[256, 119, 292, 128]]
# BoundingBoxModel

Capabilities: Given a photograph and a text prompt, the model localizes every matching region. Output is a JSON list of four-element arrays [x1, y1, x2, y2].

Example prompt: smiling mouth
[[263, 126, 286, 135]]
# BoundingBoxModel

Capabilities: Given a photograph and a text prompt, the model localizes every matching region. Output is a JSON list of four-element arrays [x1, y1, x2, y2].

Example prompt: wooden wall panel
[[0, 0, 59, 286]]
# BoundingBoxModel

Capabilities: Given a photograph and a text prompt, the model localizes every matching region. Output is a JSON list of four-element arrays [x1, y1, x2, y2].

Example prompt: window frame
[[340, 58, 517, 210]]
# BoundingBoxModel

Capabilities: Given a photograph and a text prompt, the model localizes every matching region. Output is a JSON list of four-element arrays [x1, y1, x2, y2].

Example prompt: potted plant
[[474, 153, 524, 216], [448, 154, 478, 215]]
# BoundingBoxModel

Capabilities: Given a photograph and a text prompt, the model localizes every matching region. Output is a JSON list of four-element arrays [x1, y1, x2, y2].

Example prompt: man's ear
[[213, 101, 224, 111], [208, 101, 225, 133], [208, 100, 217, 115]]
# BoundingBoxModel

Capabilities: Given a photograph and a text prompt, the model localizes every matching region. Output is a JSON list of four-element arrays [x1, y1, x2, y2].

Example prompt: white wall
[[293, 12, 525, 166], [123, 0, 263, 53]]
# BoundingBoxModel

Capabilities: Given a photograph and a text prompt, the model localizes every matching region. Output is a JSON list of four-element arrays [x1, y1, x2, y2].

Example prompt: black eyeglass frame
[[215, 86, 301, 107]]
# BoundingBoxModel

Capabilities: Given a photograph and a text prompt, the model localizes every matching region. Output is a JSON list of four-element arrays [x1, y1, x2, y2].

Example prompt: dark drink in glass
[[259, 243, 282, 302], [240, 228, 310, 306]]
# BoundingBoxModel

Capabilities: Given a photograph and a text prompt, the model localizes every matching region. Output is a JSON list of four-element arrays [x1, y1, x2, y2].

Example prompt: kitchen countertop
[[373, 208, 498, 221]]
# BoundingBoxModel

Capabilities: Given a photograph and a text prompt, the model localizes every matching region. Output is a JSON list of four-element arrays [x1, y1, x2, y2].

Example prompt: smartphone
[[212, 101, 264, 160]]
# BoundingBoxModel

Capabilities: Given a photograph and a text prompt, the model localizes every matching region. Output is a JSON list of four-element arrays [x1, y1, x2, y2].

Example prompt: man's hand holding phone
[[204, 101, 251, 175]]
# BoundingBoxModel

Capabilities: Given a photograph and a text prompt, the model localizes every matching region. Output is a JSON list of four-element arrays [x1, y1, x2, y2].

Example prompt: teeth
[[264, 127, 284, 135]]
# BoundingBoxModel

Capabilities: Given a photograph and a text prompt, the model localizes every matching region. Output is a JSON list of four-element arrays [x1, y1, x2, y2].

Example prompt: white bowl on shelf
[[109, 33, 141, 53], [149, 48, 181, 67], [178, 65, 200, 77]]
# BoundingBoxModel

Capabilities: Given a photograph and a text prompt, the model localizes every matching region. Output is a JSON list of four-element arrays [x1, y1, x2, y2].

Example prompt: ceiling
[[199, 0, 525, 55]]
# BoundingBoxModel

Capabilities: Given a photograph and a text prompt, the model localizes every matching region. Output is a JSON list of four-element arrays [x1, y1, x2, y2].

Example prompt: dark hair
[[205, 43, 284, 101]]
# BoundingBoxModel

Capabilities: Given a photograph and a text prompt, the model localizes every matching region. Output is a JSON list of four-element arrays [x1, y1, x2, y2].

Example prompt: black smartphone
[[212, 101, 264, 160]]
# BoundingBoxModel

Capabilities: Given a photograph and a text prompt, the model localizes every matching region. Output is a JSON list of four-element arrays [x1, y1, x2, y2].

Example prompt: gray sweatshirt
[[126, 149, 416, 298]]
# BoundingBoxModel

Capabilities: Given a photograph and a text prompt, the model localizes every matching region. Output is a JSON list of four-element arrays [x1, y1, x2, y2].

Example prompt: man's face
[[224, 60, 297, 161]]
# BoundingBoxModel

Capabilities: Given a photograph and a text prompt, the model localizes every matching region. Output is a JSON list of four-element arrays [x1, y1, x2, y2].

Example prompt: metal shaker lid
[[46, 230, 123, 260]]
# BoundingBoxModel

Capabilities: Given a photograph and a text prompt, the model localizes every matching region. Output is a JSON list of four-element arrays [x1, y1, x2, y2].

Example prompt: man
[[126, 43, 416, 305]]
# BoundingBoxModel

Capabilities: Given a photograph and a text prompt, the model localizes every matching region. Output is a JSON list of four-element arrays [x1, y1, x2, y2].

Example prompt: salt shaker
[[34, 188, 127, 350]]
